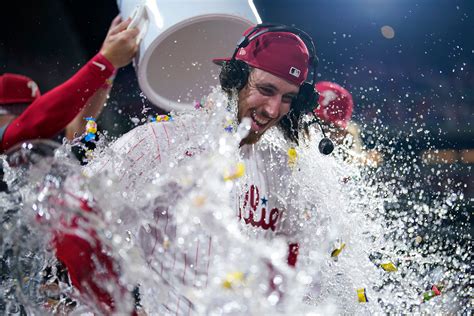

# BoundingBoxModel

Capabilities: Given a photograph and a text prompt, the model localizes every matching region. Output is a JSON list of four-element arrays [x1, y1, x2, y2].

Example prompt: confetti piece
[[422, 285, 442, 302], [156, 115, 172, 122], [288, 147, 297, 167], [357, 288, 368, 303], [331, 242, 346, 258], [223, 162, 245, 181], [380, 261, 398, 272], [84, 117, 97, 142], [85, 117, 97, 133], [223, 118, 235, 133], [222, 271, 245, 289]]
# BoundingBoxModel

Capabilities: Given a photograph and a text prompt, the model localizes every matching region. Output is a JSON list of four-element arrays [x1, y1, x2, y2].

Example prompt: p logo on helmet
[[0, 73, 41, 106]]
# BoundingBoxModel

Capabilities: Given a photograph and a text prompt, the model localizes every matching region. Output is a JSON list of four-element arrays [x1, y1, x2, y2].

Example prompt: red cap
[[314, 81, 353, 129], [213, 27, 310, 86], [0, 73, 41, 105]]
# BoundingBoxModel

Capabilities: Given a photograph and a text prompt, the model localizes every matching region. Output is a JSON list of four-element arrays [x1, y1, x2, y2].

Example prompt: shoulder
[[111, 121, 178, 152]]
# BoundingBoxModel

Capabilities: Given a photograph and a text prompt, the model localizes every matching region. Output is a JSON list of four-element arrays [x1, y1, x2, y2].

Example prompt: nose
[[262, 96, 281, 119]]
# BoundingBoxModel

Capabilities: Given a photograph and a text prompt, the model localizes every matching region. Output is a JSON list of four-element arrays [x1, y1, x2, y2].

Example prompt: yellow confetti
[[156, 115, 171, 122], [85, 119, 97, 133], [86, 126, 97, 134], [223, 162, 245, 181], [357, 288, 368, 303], [288, 147, 298, 167], [380, 261, 398, 272], [222, 271, 245, 289], [331, 242, 346, 258]]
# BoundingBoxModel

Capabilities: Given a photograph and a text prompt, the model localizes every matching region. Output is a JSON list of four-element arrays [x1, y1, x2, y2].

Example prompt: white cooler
[[117, 0, 261, 111]]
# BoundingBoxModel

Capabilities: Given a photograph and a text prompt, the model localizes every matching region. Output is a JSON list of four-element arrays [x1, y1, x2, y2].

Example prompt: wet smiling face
[[237, 68, 300, 145]]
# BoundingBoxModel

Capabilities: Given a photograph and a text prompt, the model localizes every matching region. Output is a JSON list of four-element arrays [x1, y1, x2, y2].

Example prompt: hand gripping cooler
[[117, 0, 261, 112]]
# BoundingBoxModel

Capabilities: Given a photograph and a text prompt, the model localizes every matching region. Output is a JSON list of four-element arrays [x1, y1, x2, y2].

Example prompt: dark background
[[1, 0, 473, 199], [0, 2, 471, 310]]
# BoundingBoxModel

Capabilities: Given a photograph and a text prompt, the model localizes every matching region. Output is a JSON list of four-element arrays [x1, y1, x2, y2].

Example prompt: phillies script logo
[[238, 185, 280, 231]]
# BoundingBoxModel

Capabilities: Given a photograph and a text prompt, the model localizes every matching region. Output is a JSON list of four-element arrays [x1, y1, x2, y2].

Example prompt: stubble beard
[[240, 130, 261, 146]]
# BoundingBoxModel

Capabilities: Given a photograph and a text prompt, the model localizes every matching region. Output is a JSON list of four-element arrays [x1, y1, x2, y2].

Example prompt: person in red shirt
[[0, 15, 141, 314], [314, 81, 382, 166], [0, 15, 140, 153], [314, 81, 354, 138]]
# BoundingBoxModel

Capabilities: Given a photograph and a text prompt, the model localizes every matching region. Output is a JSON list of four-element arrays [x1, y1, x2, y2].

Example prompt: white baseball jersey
[[86, 117, 300, 314]]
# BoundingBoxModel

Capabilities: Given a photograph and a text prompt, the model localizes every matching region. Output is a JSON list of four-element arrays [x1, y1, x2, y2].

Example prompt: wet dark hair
[[219, 64, 306, 145]]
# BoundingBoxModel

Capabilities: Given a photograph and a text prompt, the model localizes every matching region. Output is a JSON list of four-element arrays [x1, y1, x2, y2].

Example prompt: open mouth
[[250, 110, 270, 131]]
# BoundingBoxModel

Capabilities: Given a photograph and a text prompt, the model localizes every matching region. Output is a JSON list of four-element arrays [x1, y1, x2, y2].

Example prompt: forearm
[[1, 53, 115, 151], [65, 85, 112, 140]]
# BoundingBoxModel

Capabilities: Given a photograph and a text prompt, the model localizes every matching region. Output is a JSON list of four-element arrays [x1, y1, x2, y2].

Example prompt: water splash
[[0, 89, 470, 315]]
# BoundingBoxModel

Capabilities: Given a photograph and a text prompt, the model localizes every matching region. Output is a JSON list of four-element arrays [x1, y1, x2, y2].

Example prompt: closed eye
[[257, 85, 275, 96], [256, 84, 297, 104]]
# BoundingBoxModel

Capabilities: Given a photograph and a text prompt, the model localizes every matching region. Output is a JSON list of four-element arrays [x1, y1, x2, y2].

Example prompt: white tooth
[[251, 111, 268, 125]]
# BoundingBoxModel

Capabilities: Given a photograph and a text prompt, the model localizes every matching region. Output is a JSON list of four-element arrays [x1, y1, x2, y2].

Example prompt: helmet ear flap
[[219, 60, 250, 92]]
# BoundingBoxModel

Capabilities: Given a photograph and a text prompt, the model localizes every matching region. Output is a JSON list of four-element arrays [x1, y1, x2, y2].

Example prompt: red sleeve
[[54, 231, 118, 312], [53, 199, 132, 314], [1, 53, 115, 152], [55, 232, 138, 315]]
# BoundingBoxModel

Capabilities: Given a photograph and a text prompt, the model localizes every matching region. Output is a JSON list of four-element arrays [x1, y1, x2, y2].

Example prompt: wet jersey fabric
[[237, 140, 302, 267], [237, 141, 300, 240], [0, 53, 115, 152], [89, 120, 301, 242], [70, 111, 302, 314]]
